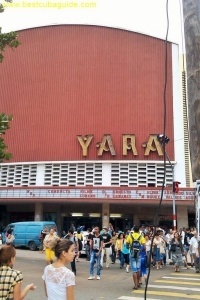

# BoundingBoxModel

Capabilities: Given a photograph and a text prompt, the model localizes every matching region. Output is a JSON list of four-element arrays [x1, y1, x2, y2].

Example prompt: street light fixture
[[157, 134, 170, 145]]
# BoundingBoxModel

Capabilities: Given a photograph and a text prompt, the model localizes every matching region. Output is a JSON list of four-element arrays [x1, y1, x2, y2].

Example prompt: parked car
[[64, 231, 89, 256], [2, 221, 57, 251]]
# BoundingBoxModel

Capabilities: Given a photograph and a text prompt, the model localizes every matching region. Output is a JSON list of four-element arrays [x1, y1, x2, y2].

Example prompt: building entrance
[[63, 216, 101, 234], [109, 217, 132, 232]]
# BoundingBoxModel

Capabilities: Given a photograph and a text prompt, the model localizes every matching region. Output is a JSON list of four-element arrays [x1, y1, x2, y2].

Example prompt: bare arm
[[99, 240, 104, 252], [67, 285, 74, 300], [13, 282, 21, 300], [44, 281, 48, 297], [14, 282, 36, 300]]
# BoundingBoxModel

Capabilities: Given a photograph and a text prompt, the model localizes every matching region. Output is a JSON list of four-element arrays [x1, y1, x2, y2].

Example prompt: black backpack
[[130, 234, 141, 259]]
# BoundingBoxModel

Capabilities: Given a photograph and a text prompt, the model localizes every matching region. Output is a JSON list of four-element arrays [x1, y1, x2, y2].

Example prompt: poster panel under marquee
[[0, 188, 194, 201]]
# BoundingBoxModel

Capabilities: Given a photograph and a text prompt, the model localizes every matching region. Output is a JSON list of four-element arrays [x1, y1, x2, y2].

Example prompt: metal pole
[[164, 150, 177, 231], [172, 166, 176, 231]]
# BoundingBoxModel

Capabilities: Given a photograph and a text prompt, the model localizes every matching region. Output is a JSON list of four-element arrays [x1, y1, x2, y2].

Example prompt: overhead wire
[[144, 0, 169, 298]]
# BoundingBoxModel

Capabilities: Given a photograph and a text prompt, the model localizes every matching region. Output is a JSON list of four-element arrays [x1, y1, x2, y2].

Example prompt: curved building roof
[[1, 25, 174, 162]]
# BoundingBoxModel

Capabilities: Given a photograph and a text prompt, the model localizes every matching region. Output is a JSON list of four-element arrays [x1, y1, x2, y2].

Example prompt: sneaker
[[126, 267, 129, 273], [96, 276, 100, 280], [88, 276, 95, 280]]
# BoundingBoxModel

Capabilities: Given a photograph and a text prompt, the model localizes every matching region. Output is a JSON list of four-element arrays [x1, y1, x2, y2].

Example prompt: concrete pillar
[[102, 203, 110, 228], [176, 206, 188, 229], [56, 208, 62, 236], [34, 203, 43, 221], [133, 214, 139, 226]]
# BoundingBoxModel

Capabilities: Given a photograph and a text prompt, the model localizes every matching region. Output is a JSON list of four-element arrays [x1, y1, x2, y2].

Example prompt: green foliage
[[0, 113, 13, 162], [0, 1, 20, 62], [0, 30, 20, 62], [0, 3, 18, 161], [0, 4, 4, 12]]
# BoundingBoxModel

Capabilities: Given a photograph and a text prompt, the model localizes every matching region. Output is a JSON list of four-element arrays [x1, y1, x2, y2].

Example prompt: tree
[[0, 1, 20, 62], [0, 2, 18, 161], [0, 113, 13, 162]]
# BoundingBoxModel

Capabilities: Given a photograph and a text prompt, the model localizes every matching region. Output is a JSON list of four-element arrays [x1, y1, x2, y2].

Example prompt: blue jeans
[[119, 250, 124, 267], [89, 251, 102, 276]]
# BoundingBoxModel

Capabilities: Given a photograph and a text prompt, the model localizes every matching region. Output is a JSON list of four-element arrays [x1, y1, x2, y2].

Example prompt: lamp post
[[157, 134, 177, 231]]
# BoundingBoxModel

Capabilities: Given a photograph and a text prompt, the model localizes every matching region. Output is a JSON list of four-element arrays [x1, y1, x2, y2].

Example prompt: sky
[[0, 0, 184, 51]]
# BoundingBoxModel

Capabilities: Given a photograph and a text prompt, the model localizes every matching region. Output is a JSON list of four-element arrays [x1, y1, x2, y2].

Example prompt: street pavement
[[13, 249, 200, 300]]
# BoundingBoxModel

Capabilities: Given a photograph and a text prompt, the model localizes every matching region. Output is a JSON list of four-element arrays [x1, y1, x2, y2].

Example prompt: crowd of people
[[84, 224, 200, 289], [0, 223, 199, 299]]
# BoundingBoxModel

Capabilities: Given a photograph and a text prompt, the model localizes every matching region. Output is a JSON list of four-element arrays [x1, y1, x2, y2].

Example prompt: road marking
[[133, 290, 200, 299], [171, 273, 200, 277], [163, 276, 200, 281], [155, 279, 200, 285], [118, 297, 158, 300], [148, 284, 200, 292]]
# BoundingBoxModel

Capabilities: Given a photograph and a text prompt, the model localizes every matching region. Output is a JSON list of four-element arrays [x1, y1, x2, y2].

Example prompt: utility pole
[[157, 134, 178, 230], [165, 152, 177, 231]]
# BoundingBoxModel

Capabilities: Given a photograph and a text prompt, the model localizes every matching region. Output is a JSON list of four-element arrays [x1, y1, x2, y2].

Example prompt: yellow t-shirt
[[76, 233, 83, 241], [126, 232, 145, 246]]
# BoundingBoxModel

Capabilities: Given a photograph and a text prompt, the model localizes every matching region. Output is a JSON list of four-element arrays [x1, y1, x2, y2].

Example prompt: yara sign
[[77, 134, 164, 157]]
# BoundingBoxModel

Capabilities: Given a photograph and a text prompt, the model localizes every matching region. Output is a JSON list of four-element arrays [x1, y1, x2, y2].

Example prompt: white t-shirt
[[42, 265, 75, 300], [145, 240, 151, 252], [189, 236, 198, 254]]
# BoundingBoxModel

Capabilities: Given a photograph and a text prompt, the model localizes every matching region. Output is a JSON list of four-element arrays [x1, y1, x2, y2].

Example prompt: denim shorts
[[130, 255, 141, 273]]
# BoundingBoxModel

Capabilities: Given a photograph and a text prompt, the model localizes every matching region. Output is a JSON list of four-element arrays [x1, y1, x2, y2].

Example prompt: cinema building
[[0, 25, 194, 233]]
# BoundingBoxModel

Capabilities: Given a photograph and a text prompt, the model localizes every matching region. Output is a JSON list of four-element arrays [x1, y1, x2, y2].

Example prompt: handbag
[[170, 243, 176, 252]]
